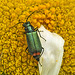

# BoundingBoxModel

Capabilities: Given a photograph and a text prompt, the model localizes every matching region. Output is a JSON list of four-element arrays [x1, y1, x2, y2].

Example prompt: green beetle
[[15, 11, 46, 62], [23, 21, 46, 61]]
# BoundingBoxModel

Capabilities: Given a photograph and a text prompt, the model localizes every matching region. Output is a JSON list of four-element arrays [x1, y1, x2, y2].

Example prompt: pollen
[[45, 19, 50, 24], [11, 13, 18, 20], [47, 13, 51, 18], [19, 15, 26, 21], [44, 9, 49, 14], [32, 19, 37, 23], [50, 7, 56, 14], [34, 6, 38, 11], [2, 6, 9, 11], [0, 12, 2, 16], [58, 14, 62, 20], [14, 7, 22, 15]]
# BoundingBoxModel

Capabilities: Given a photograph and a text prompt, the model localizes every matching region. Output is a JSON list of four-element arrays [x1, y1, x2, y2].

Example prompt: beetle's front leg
[[34, 27, 44, 33], [34, 27, 43, 32], [34, 27, 46, 41], [37, 29, 46, 41]]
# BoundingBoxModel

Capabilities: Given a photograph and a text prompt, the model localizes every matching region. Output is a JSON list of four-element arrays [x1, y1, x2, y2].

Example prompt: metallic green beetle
[[23, 21, 46, 61], [15, 11, 46, 62]]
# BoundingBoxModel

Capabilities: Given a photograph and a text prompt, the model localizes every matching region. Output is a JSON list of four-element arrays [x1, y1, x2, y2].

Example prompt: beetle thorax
[[26, 26, 33, 32], [23, 21, 34, 32]]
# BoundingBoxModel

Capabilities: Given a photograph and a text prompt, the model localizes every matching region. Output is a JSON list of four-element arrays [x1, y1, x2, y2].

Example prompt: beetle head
[[23, 21, 31, 27]]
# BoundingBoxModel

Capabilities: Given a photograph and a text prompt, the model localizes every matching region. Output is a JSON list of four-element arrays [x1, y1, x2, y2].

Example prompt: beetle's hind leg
[[39, 61, 42, 66], [38, 47, 44, 66], [25, 47, 28, 51]]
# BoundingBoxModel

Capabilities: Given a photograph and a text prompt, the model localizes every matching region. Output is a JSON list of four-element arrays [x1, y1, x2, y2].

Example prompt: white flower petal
[[38, 25, 65, 75]]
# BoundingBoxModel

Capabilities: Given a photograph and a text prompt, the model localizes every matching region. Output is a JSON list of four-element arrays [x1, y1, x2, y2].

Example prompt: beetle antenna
[[26, 11, 36, 22]]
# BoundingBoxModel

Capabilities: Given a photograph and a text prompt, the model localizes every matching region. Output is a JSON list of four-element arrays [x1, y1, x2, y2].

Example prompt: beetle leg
[[40, 47, 44, 56], [38, 30, 46, 41], [23, 31, 27, 34], [39, 61, 42, 66], [34, 27, 38, 31], [25, 47, 28, 52], [34, 27, 43, 32], [35, 57, 42, 66], [38, 47, 44, 66], [25, 47, 30, 55], [34, 27, 46, 41], [37, 47, 44, 66]]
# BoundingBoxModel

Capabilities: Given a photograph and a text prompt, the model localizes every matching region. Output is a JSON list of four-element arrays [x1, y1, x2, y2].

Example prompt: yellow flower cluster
[[0, 0, 75, 75]]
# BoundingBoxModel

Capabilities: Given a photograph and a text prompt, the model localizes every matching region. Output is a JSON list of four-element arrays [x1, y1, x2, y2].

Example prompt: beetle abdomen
[[26, 31, 42, 55]]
